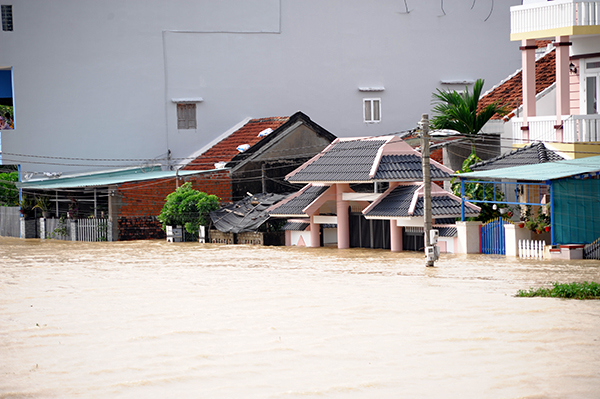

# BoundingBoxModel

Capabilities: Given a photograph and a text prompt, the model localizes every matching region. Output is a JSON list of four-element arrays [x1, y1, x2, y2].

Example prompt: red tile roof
[[478, 45, 556, 120], [183, 116, 290, 170]]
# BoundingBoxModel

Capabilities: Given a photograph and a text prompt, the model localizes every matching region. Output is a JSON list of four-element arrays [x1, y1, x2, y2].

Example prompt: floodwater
[[1, 238, 599, 399]]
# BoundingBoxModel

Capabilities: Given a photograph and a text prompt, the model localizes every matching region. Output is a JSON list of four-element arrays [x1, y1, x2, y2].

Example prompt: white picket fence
[[519, 239, 546, 259]]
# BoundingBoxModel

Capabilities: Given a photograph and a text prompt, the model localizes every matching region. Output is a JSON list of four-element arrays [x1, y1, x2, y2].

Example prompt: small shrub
[[157, 182, 219, 236], [517, 281, 600, 300]]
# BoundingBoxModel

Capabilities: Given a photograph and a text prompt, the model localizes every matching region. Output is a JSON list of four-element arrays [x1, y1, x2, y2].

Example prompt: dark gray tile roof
[[372, 154, 452, 181], [364, 185, 419, 217], [287, 140, 387, 183], [470, 142, 565, 171], [268, 185, 329, 216], [281, 221, 309, 231], [365, 185, 479, 218]]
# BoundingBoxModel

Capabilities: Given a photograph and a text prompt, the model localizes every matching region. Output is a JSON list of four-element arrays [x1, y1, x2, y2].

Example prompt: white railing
[[512, 115, 600, 143], [519, 239, 546, 259], [511, 1, 600, 35]]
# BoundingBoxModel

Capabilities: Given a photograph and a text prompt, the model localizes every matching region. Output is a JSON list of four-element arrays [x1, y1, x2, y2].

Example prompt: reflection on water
[[1, 238, 599, 398]]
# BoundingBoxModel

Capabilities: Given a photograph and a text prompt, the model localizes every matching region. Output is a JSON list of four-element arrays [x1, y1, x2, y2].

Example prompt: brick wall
[[118, 216, 164, 241], [114, 171, 232, 240]]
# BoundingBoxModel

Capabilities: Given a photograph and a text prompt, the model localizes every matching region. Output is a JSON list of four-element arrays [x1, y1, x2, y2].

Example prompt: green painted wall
[[553, 178, 600, 244]]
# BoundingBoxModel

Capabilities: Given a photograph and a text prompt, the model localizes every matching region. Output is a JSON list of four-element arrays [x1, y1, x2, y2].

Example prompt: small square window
[[364, 98, 381, 123], [177, 103, 197, 129], [2, 5, 13, 32]]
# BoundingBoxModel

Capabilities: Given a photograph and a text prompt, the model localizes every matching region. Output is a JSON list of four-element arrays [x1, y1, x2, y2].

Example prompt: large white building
[[0, 0, 521, 177]]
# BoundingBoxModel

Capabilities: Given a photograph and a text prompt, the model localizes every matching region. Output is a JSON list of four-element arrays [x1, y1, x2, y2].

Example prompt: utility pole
[[420, 114, 435, 267]]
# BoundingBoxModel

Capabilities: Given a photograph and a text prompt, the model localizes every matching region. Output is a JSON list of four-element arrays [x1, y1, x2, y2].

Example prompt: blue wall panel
[[553, 178, 600, 244]]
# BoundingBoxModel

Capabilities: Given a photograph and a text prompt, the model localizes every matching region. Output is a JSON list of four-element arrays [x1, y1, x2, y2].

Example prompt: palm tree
[[431, 78, 506, 154], [432, 79, 508, 222]]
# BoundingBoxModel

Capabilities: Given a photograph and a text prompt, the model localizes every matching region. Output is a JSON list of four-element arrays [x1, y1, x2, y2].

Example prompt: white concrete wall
[[456, 221, 482, 254], [1, 0, 521, 176]]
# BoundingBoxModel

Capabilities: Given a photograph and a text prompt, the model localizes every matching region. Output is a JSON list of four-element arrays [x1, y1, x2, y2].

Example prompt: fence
[[43, 218, 113, 242], [0, 207, 21, 237], [584, 237, 600, 260], [519, 239, 546, 259]]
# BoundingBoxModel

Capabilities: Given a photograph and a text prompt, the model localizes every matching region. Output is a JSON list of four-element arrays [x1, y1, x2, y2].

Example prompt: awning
[[17, 166, 228, 190], [456, 155, 600, 181]]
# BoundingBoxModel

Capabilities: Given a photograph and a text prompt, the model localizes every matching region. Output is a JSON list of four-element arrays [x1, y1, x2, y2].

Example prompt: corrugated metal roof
[[373, 154, 452, 181], [16, 167, 221, 190], [287, 140, 386, 183], [458, 155, 600, 181], [268, 185, 329, 216]]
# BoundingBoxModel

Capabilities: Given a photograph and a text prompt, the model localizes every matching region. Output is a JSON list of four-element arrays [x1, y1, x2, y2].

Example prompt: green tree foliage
[[157, 182, 219, 235], [431, 78, 507, 153], [451, 152, 506, 222], [0, 171, 19, 206]]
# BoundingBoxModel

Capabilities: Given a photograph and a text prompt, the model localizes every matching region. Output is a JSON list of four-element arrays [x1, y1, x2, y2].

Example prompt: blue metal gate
[[481, 218, 510, 255]]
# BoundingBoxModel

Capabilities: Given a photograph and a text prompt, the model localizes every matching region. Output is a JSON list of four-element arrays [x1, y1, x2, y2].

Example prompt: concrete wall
[[1, 0, 521, 176]]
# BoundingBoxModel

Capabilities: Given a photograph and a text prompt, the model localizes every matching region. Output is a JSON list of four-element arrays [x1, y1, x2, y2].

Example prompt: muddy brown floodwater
[[1, 237, 599, 398]]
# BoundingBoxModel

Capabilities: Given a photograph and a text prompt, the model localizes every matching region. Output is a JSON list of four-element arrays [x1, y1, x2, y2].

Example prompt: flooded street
[[1, 238, 600, 398]]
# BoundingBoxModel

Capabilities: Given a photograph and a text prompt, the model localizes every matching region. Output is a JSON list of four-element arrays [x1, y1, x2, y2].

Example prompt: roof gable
[[267, 184, 330, 217], [363, 183, 480, 218], [286, 136, 453, 183], [182, 116, 290, 171]]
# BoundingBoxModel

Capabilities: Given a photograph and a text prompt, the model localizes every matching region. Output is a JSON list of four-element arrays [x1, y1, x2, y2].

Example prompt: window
[[177, 103, 197, 129], [364, 98, 381, 123], [2, 5, 12, 32]]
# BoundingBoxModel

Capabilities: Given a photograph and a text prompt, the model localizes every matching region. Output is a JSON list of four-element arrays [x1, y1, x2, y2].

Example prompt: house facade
[[0, 0, 522, 178], [268, 136, 480, 253], [509, 0, 600, 157]]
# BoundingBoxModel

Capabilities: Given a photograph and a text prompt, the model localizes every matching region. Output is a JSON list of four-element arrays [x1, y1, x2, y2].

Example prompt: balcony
[[512, 114, 600, 143], [511, 1, 600, 41]]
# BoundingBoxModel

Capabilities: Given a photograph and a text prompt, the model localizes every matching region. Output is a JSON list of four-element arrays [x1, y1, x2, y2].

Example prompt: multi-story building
[[0, 0, 521, 178], [510, 0, 600, 157]]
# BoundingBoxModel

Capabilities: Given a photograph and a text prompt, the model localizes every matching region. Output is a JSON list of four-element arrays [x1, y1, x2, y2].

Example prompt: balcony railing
[[511, 1, 600, 38], [512, 114, 600, 143]]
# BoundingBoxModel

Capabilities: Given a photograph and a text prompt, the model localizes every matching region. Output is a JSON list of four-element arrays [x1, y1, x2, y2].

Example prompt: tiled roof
[[287, 139, 387, 183], [477, 47, 556, 120], [286, 137, 453, 183], [373, 154, 452, 181], [364, 184, 480, 218], [209, 192, 287, 233], [268, 184, 330, 217], [281, 221, 309, 231], [470, 142, 565, 171], [183, 117, 289, 170]]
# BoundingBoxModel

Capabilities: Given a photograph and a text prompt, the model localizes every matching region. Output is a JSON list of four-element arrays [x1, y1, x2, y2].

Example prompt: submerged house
[[15, 111, 335, 241], [268, 136, 480, 253]]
